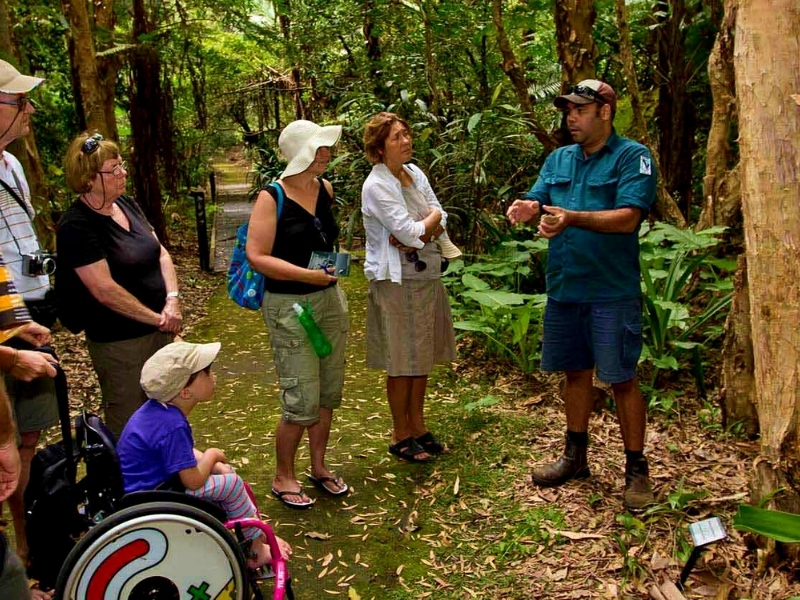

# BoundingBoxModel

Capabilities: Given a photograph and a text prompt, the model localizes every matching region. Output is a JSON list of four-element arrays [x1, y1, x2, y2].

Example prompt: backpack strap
[[267, 182, 285, 220]]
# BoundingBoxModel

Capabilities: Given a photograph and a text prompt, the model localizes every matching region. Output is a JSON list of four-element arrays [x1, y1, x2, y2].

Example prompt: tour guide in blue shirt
[[507, 79, 657, 511]]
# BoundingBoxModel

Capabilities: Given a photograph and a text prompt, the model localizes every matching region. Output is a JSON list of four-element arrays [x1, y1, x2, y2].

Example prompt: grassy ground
[[22, 156, 798, 598], [181, 264, 800, 600]]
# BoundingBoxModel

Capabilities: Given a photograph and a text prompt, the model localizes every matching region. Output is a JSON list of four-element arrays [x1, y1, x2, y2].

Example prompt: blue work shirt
[[526, 130, 657, 303]]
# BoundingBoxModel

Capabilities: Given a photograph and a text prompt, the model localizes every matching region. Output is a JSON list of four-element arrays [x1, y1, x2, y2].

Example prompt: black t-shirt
[[56, 195, 166, 342], [264, 179, 339, 296]]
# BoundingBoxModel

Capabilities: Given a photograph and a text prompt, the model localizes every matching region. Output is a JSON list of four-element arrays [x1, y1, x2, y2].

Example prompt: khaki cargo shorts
[[262, 285, 348, 426]]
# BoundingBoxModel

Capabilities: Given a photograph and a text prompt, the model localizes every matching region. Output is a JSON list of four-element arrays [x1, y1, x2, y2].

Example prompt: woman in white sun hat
[[246, 120, 349, 509]]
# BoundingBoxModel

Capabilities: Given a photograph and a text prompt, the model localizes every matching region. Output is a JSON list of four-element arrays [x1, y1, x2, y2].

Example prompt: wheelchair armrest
[[118, 490, 228, 523]]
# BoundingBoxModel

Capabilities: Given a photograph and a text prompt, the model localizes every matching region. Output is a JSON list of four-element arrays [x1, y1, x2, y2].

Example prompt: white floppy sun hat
[[279, 120, 342, 178]]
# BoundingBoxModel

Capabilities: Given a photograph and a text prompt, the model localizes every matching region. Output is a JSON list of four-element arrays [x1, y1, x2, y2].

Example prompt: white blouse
[[361, 163, 448, 283]]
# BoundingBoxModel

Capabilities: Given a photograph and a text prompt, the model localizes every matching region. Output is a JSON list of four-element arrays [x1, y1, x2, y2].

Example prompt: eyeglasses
[[98, 160, 127, 177], [312, 217, 328, 246], [82, 133, 103, 155], [570, 84, 606, 104], [406, 250, 427, 272], [0, 97, 35, 110]]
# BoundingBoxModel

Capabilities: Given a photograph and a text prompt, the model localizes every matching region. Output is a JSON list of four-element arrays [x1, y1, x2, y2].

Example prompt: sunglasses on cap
[[82, 133, 103, 155], [406, 250, 427, 272], [0, 97, 35, 110], [312, 217, 328, 246], [570, 84, 606, 104]]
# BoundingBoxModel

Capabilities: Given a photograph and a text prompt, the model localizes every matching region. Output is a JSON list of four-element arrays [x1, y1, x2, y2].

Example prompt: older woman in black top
[[246, 120, 348, 509], [57, 132, 180, 437]]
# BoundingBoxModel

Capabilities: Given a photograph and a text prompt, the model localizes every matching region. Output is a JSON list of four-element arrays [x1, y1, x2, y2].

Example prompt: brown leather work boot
[[531, 435, 590, 487], [623, 456, 654, 511]]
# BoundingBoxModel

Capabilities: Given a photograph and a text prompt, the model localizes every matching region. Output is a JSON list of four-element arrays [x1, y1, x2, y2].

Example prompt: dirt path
[[195, 157, 453, 599]]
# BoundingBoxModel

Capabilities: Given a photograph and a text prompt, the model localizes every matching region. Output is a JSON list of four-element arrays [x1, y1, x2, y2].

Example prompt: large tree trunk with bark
[[654, 0, 696, 218], [130, 0, 168, 245], [492, 0, 555, 152], [697, 0, 738, 231], [553, 0, 597, 86], [93, 0, 120, 142], [62, 0, 110, 136], [735, 0, 800, 527], [720, 254, 758, 437], [614, 0, 686, 227]]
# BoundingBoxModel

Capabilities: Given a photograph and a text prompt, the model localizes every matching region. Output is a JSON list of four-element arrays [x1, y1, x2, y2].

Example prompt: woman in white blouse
[[361, 112, 457, 462]]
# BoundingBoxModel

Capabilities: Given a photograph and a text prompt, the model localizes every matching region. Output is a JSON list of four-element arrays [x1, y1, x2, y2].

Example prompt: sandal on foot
[[389, 437, 432, 462], [416, 432, 446, 455], [271, 487, 315, 509], [307, 474, 349, 496]]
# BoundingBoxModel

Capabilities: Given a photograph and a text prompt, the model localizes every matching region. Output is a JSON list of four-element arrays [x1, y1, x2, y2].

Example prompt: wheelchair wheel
[[55, 501, 248, 600]]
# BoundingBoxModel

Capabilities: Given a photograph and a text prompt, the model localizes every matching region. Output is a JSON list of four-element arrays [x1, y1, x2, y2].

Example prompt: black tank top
[[263, 179, 339, 295]]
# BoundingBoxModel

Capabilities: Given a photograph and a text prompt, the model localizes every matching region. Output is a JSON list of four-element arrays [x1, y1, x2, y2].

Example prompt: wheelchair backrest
[[74, 411, 126, 519]]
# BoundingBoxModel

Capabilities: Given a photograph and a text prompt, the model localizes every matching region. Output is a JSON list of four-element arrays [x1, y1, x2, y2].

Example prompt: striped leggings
[[186, 472, 261, 541]]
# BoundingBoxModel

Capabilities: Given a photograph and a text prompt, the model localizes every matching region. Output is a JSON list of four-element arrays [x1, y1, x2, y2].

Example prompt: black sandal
[[389, 437, 431, 462], [416, 432, 446, 455]]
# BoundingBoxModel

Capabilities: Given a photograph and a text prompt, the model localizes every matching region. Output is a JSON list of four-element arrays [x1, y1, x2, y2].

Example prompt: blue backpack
[[227, 183, 284, 310]]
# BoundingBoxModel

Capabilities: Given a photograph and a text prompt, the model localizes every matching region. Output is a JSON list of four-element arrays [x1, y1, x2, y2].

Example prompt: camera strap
[[0, 175, 34, 220]]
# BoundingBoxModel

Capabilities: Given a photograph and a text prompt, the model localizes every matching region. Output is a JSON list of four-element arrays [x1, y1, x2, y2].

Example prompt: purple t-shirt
[[117, 399, 197, 493]]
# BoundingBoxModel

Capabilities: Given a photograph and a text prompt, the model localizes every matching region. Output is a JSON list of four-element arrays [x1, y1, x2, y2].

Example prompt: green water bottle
[[292, 302, 332, 358]]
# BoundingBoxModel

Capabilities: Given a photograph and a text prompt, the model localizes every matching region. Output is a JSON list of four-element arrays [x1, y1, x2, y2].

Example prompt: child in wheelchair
[[117, 340, 292, 569]]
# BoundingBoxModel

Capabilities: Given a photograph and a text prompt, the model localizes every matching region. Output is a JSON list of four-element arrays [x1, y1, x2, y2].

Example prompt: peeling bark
[[697, 0, 738, 231], [720, 254, 758, 437], [736, 0, 800, 532], [553, 0, 598, 85]]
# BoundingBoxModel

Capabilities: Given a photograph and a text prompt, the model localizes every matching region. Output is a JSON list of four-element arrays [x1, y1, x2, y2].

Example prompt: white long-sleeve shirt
[[361, 163, 447, 283]]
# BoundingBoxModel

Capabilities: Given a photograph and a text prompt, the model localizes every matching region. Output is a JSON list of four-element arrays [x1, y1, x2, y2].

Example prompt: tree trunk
[[362, 0, 391, 106], [553, 0, 598, 85], [655, 0, 696, 218], [418, 0, 440, 116], [93, 0, 120, 142], [491, 0, 555, 152], [614, 0, 686, 227], [697, 0, 738, 231], [0, 0, 13, 59], [735, 0, 800, 522], [0, 4, 50, 240], [62, 0, 110, 136], [720, 254, 758, 437], [130, 0, 168, 245]]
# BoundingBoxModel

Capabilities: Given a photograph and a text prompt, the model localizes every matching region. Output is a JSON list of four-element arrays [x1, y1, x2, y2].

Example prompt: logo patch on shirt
[[639, 156, 652, 176]]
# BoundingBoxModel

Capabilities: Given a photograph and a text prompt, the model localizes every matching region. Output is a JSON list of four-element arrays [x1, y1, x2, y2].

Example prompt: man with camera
[[0, 59, 60, 570]]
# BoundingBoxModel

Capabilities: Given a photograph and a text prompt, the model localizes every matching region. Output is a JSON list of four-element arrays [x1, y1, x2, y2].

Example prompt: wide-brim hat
[[438, 236, 463, 260], [0, 60, 43, 94], [279, 120, 342, 178], [554, 79, 617, 113], [141, 341, 221, 402]]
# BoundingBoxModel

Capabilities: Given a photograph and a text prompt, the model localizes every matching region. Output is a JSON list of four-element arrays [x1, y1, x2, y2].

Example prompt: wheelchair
[[25, 367, 293, 600]]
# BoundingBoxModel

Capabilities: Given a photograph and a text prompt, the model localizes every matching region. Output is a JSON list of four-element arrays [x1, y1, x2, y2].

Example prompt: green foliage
[[638, 222, 734, 389], [444, 238, 548, 373], [493, 505, 566, 561], [734, 505, 800, 543], [464, 394, 500, 414]]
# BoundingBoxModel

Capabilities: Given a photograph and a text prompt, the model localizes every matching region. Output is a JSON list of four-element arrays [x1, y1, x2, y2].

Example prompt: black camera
[[22, 251, 57, 276]]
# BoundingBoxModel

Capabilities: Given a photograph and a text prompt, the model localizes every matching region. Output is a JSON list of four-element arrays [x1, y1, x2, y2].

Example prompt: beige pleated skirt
[[366, 278, 457, 376]]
